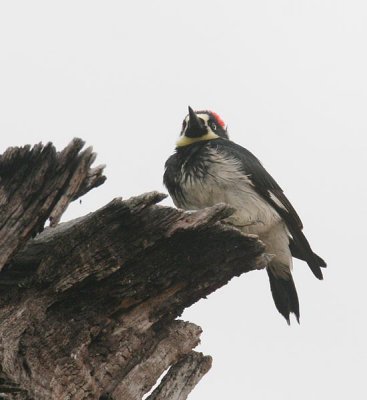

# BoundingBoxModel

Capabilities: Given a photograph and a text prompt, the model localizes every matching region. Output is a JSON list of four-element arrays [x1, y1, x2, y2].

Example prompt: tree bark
[[0, 140, 266, 399]]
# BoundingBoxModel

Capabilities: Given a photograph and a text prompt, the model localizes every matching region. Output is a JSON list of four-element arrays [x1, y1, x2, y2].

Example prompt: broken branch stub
[[0, 140, 265, 400]]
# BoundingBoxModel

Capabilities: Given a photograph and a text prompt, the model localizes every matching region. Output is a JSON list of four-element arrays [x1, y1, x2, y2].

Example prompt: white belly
[[176, 149, 292, 274], [177, 149, 281, 236]]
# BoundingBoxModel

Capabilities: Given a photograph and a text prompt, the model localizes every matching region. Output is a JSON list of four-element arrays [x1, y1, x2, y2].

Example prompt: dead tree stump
[[0, 139, 266, 399]]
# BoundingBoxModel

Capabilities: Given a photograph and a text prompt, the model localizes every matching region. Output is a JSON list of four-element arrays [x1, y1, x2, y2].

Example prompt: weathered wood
[[110, 322, 203, 400], [0, 140, 266, 399], [0, 139, 106, 271], [147, 351, 212, 400]]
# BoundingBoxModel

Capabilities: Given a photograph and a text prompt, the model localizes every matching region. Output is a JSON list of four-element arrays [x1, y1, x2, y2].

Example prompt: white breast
[[178, 148, 282, 236]]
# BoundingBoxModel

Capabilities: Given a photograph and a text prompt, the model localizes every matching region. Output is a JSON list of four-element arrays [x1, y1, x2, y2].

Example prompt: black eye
[[210, 121, 217, 131]]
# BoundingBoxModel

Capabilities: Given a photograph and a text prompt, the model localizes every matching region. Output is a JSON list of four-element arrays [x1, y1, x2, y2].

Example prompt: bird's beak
[[186, 106, 207, 138]]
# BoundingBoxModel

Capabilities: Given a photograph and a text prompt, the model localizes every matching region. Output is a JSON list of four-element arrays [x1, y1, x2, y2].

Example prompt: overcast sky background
[[1, 1, 366, 399]]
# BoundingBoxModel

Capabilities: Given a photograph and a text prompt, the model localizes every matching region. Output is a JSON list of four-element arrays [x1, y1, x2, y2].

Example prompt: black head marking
[[181, 107, 229, 140]]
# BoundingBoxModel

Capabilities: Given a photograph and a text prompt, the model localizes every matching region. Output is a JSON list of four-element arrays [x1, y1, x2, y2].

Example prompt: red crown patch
[[210, 111, 225, 128]]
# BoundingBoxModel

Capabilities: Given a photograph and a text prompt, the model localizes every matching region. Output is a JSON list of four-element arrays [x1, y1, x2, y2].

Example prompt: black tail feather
[[267, 268, 300, 324], [288, 236, 326, 280]]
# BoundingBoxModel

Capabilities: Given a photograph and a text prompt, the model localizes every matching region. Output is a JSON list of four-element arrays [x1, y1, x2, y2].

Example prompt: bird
[[163, 106, 326, 323]]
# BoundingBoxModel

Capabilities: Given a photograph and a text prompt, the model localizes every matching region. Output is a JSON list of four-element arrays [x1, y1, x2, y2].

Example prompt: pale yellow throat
[[176, 131, 220, 147]]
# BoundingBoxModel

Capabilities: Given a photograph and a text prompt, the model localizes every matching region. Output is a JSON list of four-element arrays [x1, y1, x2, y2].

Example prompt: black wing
[[163, 153, 184, 207], [212, 139, 326, 279]]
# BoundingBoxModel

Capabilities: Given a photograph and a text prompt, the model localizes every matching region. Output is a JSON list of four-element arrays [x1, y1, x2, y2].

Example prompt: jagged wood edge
[[0, 138, 106, 271], [147, 351, 212, 400], [0, 191, 266, 399]]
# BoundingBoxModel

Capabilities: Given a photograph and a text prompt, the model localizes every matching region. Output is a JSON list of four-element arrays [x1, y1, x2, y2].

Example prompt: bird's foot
[[223, 218, 264, 228]]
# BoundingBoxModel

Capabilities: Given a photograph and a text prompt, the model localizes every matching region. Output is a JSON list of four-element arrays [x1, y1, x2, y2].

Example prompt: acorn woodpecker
[[163, 106, 326, 323]]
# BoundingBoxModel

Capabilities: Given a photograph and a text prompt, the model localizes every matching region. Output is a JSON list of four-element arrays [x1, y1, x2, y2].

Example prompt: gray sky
[[1, 1, 366, 399]]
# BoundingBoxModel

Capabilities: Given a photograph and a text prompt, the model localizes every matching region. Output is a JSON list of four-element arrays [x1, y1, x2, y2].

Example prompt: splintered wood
[[0, 140, 265, 400]]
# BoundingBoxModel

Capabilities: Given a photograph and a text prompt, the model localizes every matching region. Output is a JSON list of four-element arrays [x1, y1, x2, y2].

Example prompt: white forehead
[[184, 113, 210, 124]]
